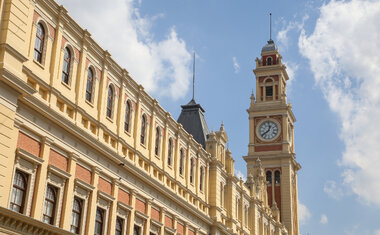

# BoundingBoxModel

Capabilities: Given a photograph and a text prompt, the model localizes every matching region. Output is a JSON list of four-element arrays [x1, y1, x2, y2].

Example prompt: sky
[[58, 0, 380, 234]]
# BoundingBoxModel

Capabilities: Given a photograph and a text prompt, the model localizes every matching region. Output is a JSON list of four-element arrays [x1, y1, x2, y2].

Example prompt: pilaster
[[127, 189, 137, 235], [85, 166, 101, 235], [108, 178, 120, 235], [61, 152, 79, 229], [30, 136, 53, 219]]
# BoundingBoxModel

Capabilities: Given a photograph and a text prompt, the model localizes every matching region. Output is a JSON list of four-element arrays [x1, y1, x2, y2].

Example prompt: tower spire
[[192, 51, 195, 101], [268, 13, 274, 44]]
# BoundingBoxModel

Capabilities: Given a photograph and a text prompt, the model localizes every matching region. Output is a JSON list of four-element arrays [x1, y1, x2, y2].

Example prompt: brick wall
[[17, 132, 41, 157]]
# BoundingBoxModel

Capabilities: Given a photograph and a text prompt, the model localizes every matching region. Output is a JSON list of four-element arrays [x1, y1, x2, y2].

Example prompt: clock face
[[259, 121, 279, 140]]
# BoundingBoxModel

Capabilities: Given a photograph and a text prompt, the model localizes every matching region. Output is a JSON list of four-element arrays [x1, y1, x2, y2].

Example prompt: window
[[167, 138, 173, 166], [10, 170, 28, 213], [62, 47, 71, 84], [275, 170, 281, 184], [86, 68, 94, 102], [265, 86, 273, 97], [154, 127, 160, 156], [190, 158, 194, 184], [106, 85, 114, 118], [179, 149, 184, 175], [140, 115, 146, 144], [115, 217, 124, 235], [200, 166, 204, 191], [133, 225, 141, 235], [124, 101, 131, 132], [266, 171, 272, 185], [94, 207, 104, 235], [43, 185, 58, 224], [266, 56, 272, 65], [220, 182, 224, 207], [34, 23, 45, 63], [70, 197, 83, 234]]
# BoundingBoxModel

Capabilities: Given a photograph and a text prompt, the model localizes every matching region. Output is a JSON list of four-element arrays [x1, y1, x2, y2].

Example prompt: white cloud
[[58, 0, 191, 100], [232, 56, 240, 73], [298, 202, 311, 225], [277, 14, 309, 49], [375, 230, 380, 235], [323, 180, 344, 200], [320, 214, 328, 224], [235, 169, 246, 181], [299, 0, 380, 206]]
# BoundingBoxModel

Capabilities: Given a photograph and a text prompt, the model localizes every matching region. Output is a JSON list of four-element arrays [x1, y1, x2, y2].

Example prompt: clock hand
[[263, 126, 271, 135]]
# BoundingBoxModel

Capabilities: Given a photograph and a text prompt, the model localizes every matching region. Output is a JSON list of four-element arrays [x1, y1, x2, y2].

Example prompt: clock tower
[[244, 39, 301, 235]]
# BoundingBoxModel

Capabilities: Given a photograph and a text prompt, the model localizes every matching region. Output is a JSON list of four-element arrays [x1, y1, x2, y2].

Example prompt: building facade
[[0, 0, 299, 235]]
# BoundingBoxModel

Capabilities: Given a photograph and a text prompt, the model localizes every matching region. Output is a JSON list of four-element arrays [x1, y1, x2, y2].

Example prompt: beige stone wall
[[0, 0, 289, 235]]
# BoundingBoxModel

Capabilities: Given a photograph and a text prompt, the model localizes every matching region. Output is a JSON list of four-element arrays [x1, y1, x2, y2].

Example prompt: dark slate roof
[[177, 99, 210, 149], [261, 39, 278, 52]]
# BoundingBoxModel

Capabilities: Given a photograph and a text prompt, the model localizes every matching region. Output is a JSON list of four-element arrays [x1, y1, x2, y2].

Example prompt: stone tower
[[244, 39, 301, 235]]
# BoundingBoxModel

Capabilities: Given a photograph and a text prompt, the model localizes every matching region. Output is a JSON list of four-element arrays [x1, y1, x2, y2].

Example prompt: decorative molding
[[16, 148, 44, 166], [48, 164, 71, 179], [75, 178, 95, 192]]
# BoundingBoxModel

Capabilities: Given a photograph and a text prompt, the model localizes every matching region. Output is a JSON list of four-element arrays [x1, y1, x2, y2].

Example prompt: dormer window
[[266, 56, 272, 65]]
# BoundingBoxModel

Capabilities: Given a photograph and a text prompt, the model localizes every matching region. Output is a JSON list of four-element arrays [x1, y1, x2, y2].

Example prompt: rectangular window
[[266, 86, 273, 97], [10, 170, 29, 213]]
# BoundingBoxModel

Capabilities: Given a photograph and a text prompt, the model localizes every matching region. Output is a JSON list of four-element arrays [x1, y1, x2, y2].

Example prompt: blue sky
[[60, 0, 380, 234]]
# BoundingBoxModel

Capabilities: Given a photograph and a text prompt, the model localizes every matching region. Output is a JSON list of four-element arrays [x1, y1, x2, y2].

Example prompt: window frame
[[140, 114, 147, 145], [266, 171, 272, 185], [124, 100, 132, 133], [61, 47, 72, 85], [115, 216, 124, 235], [86, 67, 95, 103], [199, 166, 204, 191], [34, 22, 45, 63], [42, 184, 58, 225], [179, 148, 184, 176], [106, 85, 114, 119], [10, 170, 29, 213], [94, 207, 105, 235], [167, 138, 173, 166], [154, 127, 160, 157], [189, 157, 194, 184], [70, 196, 83, 234]]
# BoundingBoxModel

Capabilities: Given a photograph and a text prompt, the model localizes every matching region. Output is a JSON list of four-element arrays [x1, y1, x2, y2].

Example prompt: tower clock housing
[[244, 39, 301, 235]]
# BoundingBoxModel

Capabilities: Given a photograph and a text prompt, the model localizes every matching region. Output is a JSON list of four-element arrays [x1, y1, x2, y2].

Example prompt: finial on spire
[[192, 51, 195, 101], [267, 13, 274, 44]]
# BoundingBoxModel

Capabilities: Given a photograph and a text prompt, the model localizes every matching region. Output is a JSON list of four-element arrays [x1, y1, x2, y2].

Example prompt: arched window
[[43, 185, 57, 224], [190, 158, 195, 183], [62, 47, 71, 84], [124, 101, 131, 132], [86, 68, 94, 102], [115, 217, 124, 235], [179, 148, 184, 175], [155, 127, 160, 156], [266, 171, 272, 185], [275, 170, 281, 184], [34, 23, 45, 63], [10, 170, 28, 213], [266, 56, 272, 65], [106, 85, 114, 118], [200, 166, 204, 191], [167, 138, 173, 166], [94, 208, 104, 235], [70, 197, 83, 234], [140, 115, 146, 144]]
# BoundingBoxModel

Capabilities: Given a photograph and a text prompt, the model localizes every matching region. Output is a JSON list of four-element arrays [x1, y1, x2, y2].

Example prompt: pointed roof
[[177, 98, 210, 149]]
